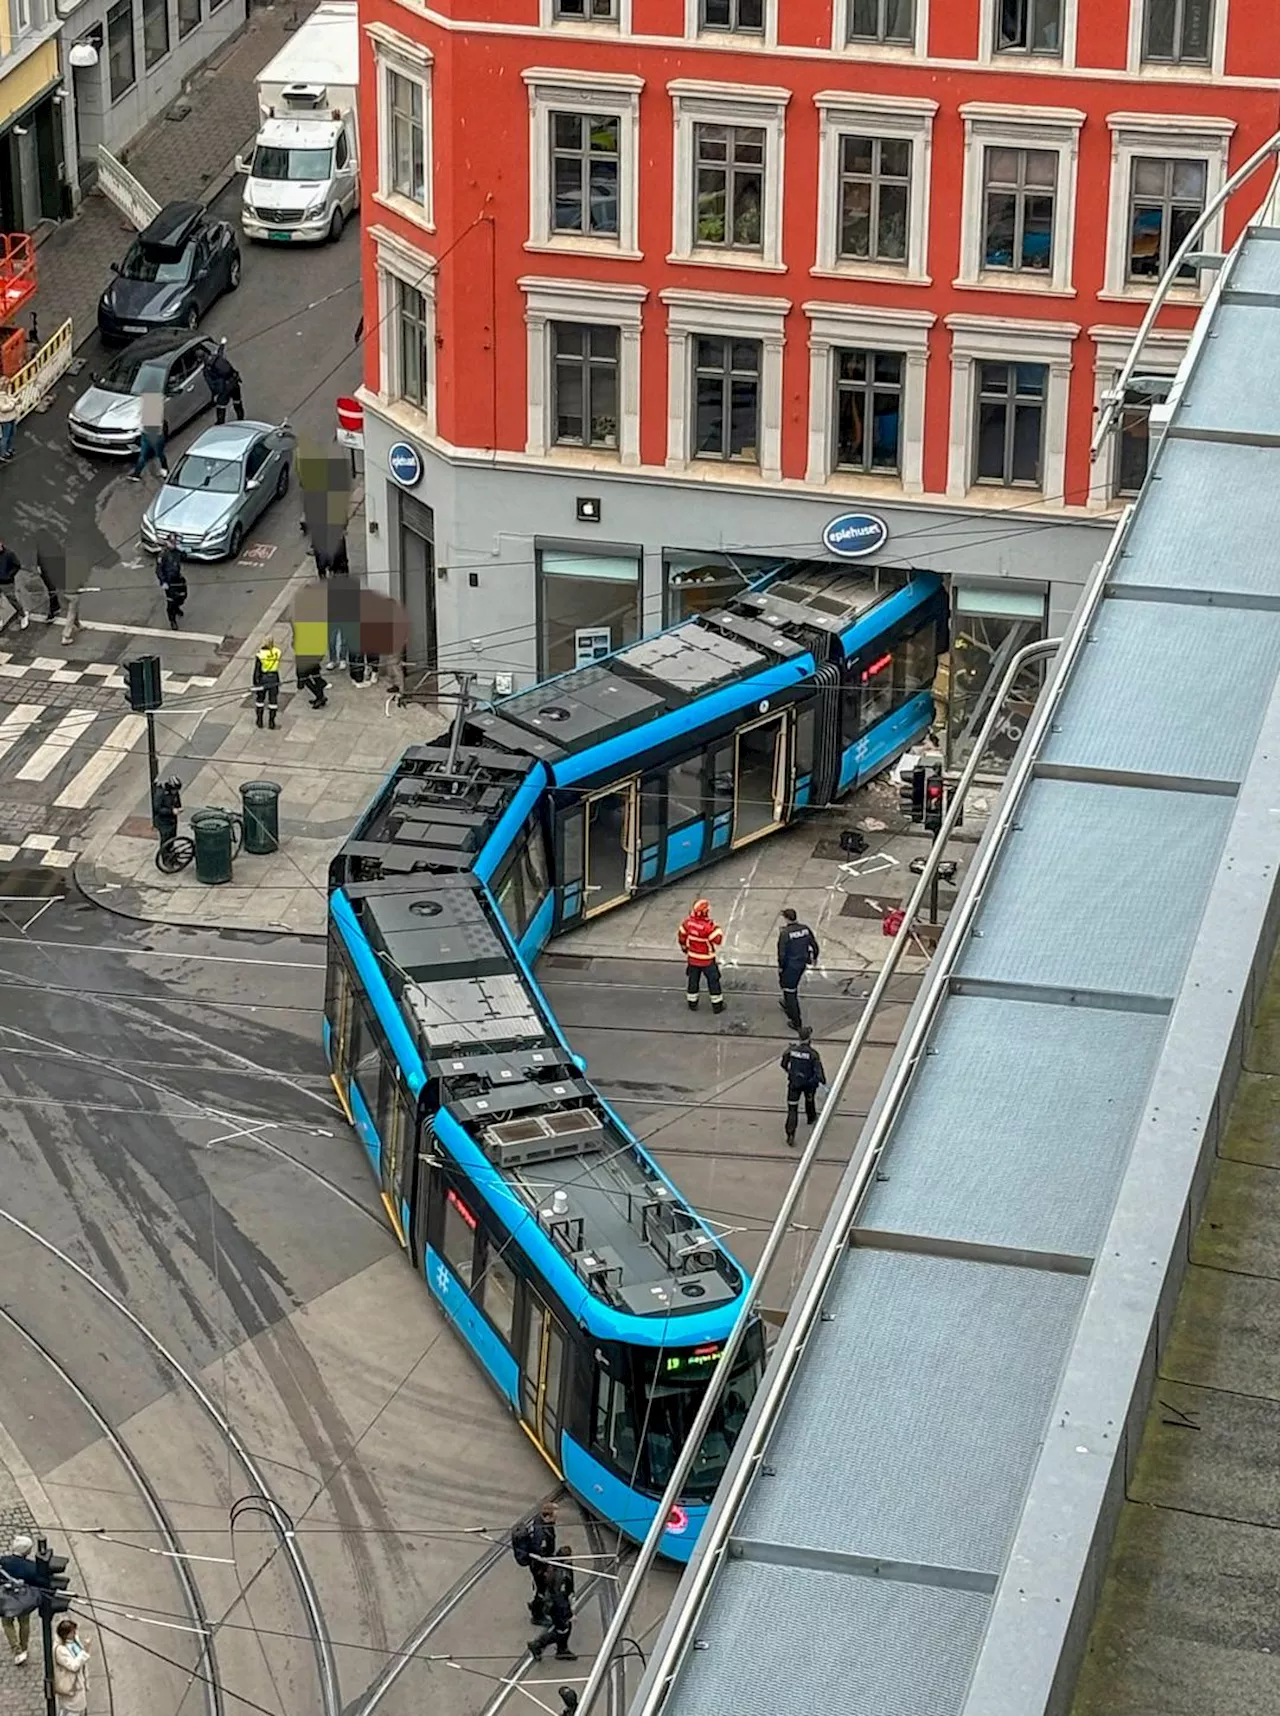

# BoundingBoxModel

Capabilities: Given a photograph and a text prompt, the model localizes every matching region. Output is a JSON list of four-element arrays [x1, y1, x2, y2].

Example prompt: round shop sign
[[823, 511, 889, 560], [388, 440, 423, 488]]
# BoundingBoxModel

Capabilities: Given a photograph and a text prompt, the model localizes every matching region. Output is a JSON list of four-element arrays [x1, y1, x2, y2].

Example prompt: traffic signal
[[124, 655, 163, 712], [34, 1538, 69, 1617], [923, 764, 945, 834], [899, 763, 927, 823]]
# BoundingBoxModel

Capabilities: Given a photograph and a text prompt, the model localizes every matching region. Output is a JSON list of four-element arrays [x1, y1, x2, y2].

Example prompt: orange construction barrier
[[0, 234, 35, 321]]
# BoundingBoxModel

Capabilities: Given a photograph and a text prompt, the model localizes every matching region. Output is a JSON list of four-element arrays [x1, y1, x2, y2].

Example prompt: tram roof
[[635, 227, 1280, 1716]]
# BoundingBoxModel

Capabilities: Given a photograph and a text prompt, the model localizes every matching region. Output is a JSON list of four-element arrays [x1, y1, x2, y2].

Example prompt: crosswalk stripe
[[15, 709, 97, 782], [53, 712, 147, 809], [0, 704, 43, 763]]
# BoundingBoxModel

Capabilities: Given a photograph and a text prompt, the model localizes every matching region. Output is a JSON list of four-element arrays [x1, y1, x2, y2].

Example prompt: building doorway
[[397, 491, 437, 695]]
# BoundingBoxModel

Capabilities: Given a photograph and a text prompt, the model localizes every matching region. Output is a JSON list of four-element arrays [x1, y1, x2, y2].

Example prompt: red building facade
[[355, 0, 1279, 714]]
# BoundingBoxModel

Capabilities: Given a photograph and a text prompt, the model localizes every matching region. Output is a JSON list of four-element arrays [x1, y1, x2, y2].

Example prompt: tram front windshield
[[638, 1339, 763, 1501]]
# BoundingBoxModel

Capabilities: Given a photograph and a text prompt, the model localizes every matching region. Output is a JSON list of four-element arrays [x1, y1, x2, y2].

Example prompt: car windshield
[[98, 352, 172, 396], [170, 453, 242, 494], [120, 241, 193, 285], [251, 145, 333, 181]]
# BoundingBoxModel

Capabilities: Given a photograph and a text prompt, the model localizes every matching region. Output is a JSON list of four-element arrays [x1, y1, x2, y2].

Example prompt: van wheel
[[327, 207, 344, 243]]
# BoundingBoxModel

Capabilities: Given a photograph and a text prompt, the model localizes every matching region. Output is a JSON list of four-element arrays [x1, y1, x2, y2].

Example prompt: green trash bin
[[240, 780, 282, 855], [191, 809, 234, 886]]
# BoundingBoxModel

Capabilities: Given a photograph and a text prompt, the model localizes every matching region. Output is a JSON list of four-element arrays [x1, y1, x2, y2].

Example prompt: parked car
[[68, 331, 219, 456], [140, 421, 294, 560], [98, 202, 241, 345]]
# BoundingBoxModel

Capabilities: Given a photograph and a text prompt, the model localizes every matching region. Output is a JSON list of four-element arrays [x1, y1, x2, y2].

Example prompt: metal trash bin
[[191, 809, 235, 885], [240, 780, 282, 855]]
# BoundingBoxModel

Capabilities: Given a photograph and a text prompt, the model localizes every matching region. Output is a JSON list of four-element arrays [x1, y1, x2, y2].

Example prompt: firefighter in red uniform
[[678, 898, 725, 1013]]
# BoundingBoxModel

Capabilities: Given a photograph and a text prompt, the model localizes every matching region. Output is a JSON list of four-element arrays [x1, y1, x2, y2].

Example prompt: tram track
[[0, 1304, 224, 1716], [0, 1208, 342, 1716]]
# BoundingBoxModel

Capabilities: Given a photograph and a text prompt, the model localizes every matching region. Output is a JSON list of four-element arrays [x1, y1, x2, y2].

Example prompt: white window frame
[[661, 288, 789, 481], [685, 0, 778, 47], [1127, 0, 1228, 76], [371, 224, 437, 437], [813, 91, 936, 285], [831, 0, 930, 58], [976, 0, 1078, 67], [1087, 324, 1189, 508], [1101, 113, 1233, 302], [945, 313, 1079, 502], [368, 23, 434, 231], [669, 79, 790, 272], [520, 276, 646, 467], [524, 68, 643, 259], [957, 103, 1085, 297], [803, 302, 934, 493], [540, 0, 632, 31]]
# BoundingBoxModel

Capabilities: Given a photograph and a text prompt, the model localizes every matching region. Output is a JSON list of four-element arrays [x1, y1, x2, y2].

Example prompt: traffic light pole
[[39, 1600, 54, 1716], [145, 710, 159, 829]]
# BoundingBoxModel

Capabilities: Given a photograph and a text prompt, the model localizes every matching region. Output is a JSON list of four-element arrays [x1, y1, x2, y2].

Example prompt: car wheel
[[227, 523, 244, 558], [184, 305, 199, 330], [327, 207, 343, 243], [227, 253, 241, 291], [274, 461, 290, 499]]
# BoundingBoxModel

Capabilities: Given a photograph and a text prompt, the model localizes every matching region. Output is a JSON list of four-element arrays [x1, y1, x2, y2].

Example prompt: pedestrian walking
[[129, 390, 168, 480], [52, 1617, 89, 1716], [35, 544, 61, 620], [204, 338, 245, 425], [312, 532, 349, 579], [678, 898, 725, 1013], [776, 907, 820, 1032], [253, 636, 282, 729], [527, 1546, 577, 1662], [156, 537, 187, 629], [511, 1500, 558, 1623], [0, 538, 27, 630], [781, 1026, 826, 1146], [0, 387, 19, 461], [0, 1533, 38, 1664], [296, 655, 328, 709], [14, 561, 47, 624]]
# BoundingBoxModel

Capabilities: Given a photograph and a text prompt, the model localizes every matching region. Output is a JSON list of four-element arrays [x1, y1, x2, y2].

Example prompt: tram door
[[521, 1294, 566, 1463], [584, 781, 637, 916], [732, 712, 789, 847]]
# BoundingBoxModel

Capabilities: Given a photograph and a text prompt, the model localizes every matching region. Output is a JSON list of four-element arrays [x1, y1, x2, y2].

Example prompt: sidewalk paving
[[35, 1, 317, 354]]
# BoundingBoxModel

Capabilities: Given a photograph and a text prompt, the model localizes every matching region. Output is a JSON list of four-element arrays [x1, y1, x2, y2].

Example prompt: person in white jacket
[[52, 1616, 89, 1715], [0, 387, 19, 460]]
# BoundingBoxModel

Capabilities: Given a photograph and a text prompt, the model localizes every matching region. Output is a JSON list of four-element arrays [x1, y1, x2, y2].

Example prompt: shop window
[[142, 0, 169, 68], [442, 1186, 478, 1290], [948, 586, 1046, 769], [538, 549, 641, 677], [480, 1242, 516, 1344], [663, 551, 778, 625], [177, 0, 199, 39], [107, 0, 136, 100]]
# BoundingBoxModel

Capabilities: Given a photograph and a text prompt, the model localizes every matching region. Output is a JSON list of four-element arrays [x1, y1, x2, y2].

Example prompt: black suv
[[98, 201, 241, 345]]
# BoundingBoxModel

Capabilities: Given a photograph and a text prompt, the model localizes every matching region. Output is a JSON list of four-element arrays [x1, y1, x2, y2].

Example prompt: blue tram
[[324, 563, 947, 1558]]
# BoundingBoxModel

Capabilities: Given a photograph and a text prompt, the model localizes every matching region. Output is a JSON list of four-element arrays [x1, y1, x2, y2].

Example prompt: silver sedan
[[68, 330, 217, 456], [140, 421, 295, 561]]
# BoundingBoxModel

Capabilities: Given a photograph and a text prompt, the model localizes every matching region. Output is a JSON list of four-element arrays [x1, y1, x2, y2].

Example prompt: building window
[[834, 350, 903, 474], [1115, 378, 1172, 496], [8, 0, 29, 37], [107, 0, 136, 99], [700, 0, 764, 30], [142, 0, 169, 67], [538, 550, 641, 678], [396, 279, 431, 408], [693, 336, 761, 463], [994, 0, 1062, 52], [555, 0, 617, 15], [176, 0, 199, 39], [552, 113, 619, 237], [847, 0, 914, 42], [983, 148, 1056, 274], [975, 362, 1046, 487], [385, 70, 426, 205], [1142, 0, 1211, 62], [695, 124, 764, 252], [552, 323, 620, 449], [1128, 157, 1206, 283], [838, 136, 910, 263]]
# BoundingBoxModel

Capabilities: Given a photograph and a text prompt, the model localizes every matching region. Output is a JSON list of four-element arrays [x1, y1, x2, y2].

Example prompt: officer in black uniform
[[777, 907, 820, 1031], [781, 1026, 826, 1145]]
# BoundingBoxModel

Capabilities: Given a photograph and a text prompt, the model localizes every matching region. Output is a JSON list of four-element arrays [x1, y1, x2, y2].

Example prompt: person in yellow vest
[[253, 636, 282, 730]]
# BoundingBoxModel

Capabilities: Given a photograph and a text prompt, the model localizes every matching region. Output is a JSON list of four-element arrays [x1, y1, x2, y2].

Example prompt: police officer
[[511, 1500, 558, 1622], [776, 907, 820, 1031], [156, 536, 188, 630], [527, 1545, 577, 1662], [203, 338, 245, 425], [781, 1026, 826, 1146]]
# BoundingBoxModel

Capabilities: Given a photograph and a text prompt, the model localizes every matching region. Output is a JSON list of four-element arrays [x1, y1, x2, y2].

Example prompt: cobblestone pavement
[[0, 1460, 42, 1716], [34, 0, 319, 353]]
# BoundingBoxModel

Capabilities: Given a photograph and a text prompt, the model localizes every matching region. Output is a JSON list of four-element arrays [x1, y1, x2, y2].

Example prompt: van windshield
[[252, 145, 333, 181]]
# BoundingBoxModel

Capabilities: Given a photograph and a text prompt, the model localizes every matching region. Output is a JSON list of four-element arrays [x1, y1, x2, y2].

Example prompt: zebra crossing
[[0, 654, 221, 868]]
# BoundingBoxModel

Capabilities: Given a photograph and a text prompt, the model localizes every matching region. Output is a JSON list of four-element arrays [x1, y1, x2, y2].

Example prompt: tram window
[[710, 742, 734, 806], [637, 1343, 764, 1500], [639, 777, 663, 852], [519, 823, 550, 924], [666, 755, 705, 829], [794, 707, 816, 781], [349, 1003, 384, 1121], [858, 648, 896, 729], [496, 855, 527, 939], [562, 809, 585, 885], [594, 1371, 638, 1472], [442, 1187, 478, 1290], [480, 1241, 517, 1344], [899, 622, 937, 697]]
